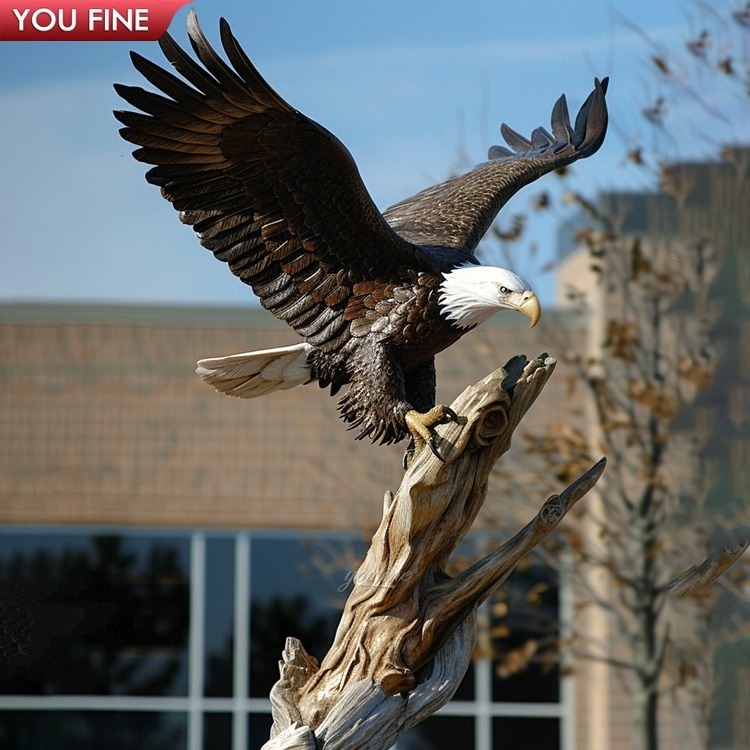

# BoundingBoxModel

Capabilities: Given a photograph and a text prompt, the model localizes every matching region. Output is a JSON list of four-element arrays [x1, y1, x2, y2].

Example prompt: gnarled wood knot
[[470, 396, 510, 449]]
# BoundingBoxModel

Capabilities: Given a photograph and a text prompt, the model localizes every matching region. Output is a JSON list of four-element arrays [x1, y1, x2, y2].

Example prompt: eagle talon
[[402, 439, 415, 470], [429, 435, 447, 463], [439, 406, 460, 425], [405, 405, 458, 463]]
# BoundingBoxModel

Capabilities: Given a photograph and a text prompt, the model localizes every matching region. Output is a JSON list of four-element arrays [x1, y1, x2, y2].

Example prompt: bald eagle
[[115, 11, 608, 458]]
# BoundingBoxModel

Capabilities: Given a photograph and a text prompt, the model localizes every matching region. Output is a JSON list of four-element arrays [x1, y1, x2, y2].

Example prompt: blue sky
[[1, 0, 746, 307]]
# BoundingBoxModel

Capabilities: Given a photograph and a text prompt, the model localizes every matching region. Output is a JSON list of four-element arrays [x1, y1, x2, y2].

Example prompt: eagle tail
[[196, 343, 314, 398]]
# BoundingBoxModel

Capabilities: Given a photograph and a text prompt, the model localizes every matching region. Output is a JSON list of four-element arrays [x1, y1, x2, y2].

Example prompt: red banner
[[0, 0, 190, 40]]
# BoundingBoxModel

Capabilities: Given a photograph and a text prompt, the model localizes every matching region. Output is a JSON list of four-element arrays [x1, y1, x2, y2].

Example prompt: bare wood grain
[[263, 354, 606, 748]]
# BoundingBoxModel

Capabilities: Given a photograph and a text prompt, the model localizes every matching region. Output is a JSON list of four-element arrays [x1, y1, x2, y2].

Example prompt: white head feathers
[[438, 264, 539, 329]]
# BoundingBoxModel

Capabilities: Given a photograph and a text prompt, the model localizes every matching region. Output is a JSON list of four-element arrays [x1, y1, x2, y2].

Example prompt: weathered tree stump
[[263, 354, 606, 749]]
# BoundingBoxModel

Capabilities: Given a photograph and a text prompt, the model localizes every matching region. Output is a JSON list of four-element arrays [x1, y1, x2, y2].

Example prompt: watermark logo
[[0, 0, 190, 41]]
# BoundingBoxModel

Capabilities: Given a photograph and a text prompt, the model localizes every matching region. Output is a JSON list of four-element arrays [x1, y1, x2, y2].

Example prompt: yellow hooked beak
[[511, 291, 541, 328]]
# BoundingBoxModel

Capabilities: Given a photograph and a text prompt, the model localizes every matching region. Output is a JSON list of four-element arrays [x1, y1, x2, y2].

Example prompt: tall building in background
[[557, 146, 750, 750], [559, 147, 750, 520]]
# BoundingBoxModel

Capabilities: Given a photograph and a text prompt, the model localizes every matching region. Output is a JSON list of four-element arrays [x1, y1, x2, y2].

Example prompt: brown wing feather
[[115, 10, 423, 352], [383, 78, 609, 252]]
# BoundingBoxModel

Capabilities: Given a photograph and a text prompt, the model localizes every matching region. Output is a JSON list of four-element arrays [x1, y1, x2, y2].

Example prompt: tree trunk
[[261, 354, 606, 749], [633, 687, 659, 750]]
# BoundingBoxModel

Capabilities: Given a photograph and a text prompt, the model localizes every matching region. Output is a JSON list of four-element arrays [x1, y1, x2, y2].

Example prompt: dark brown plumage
[[114, 11, 608, 453]]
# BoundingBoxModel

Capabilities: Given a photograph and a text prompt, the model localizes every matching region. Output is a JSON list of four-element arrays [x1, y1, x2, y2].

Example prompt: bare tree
[[562, 182, 748, 750], [468, 5, 750, 749]]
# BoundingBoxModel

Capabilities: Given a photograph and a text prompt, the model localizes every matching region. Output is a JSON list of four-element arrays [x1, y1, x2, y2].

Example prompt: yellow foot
[[405, 405, 460, 462]]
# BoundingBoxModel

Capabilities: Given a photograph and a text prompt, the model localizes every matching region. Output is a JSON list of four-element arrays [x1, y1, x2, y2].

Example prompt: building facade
[[0, 302, 580, 750], [556, 147, 750, 750]]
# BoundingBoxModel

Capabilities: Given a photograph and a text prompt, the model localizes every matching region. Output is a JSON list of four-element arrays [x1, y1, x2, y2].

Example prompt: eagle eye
[[499, 286, 510, 294]]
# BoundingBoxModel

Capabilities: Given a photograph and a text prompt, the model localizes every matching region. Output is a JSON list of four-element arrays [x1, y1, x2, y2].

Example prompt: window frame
[[0, 527, 574, 750]]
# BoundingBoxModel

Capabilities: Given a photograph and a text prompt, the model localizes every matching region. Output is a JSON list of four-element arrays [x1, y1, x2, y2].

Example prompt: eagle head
[[438, 264, 541, 330]]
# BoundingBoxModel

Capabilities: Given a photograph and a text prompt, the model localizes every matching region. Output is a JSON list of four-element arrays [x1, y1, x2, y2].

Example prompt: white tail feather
[[196, 343, 314, 398]]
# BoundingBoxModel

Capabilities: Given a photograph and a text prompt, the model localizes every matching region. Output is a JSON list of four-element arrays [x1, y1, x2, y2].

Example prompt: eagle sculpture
[[115, 11, 608, 459]]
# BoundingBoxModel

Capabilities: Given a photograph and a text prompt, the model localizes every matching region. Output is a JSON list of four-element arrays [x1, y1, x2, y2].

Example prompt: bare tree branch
[[669, 533, 750, 597]]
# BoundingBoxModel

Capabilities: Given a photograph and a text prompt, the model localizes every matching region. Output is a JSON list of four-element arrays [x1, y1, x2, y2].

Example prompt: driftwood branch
[[668, 531, 750, 598], [263, 354, 606, 749]]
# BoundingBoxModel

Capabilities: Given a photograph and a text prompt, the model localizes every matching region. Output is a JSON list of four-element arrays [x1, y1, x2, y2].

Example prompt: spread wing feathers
[[196, 343, 314, 398], [383, 78, 609, 252], [114, 10, 422, 352]]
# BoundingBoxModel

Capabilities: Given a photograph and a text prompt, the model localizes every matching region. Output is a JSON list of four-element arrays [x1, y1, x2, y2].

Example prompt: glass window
[[399, 714, 475, 749], [204, 536, 235, 698], [0, 710, 187, 750], [248, 713, 274, 750], [490, 559, 560, 704], [493, 717, 559, 748], [203, 712, 232, 750], [0, 529, 566, 750], [0, 533, 190, 697], [451, 661, 475, 701], [248, 536, 366, 698]]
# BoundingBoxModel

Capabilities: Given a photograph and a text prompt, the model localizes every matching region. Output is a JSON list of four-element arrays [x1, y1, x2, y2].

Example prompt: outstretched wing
[[114, 11, 423, 352], [383, 78, 609, 252]]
